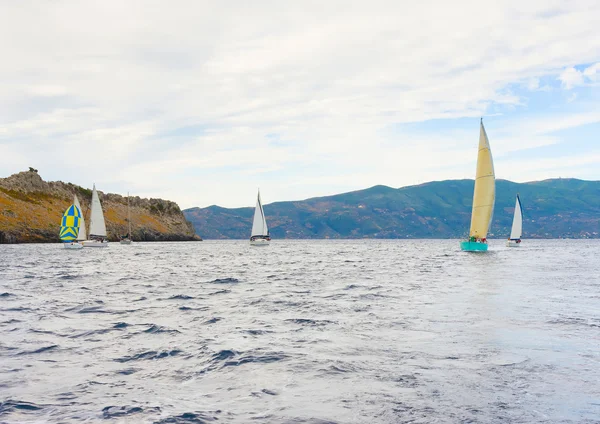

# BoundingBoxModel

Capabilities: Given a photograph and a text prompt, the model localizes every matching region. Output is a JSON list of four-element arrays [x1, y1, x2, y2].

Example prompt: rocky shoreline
[[0, 169, 202, 244]]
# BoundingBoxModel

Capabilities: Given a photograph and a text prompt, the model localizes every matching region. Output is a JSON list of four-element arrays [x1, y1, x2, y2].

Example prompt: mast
[[468, 119, 495, 239], [127, 192, 131, 236]]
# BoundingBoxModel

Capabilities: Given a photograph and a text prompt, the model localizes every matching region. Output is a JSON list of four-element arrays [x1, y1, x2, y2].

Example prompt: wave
[[70, 328, 114, 339], [65, 305, 135, 315], [284, 319, 336, 326], [144, 324, 180, 334], [547, 317, 600, 328], [2, 307, 34, 312], [102, 405, 161, 419], [0, 400, 47, 414], [209, 289, 230, 296], [168, 295, 194, 300], [208, 277, 240, 284], [243, 329, 273, 336], [154, 411, 221, 423], [113, 322, 130, 329], [65, 305, 111, 314], [208, 349, 287, 369], [0, 292, 13, 297], [116, 368, 139, 375], [179, 306, 209, 311], [203, 317, 221, 324], [17, 345, 58, 355], [114, 349, 183, 363]]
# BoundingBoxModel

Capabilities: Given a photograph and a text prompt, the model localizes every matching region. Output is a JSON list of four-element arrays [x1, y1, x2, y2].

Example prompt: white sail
[[509, 195, 523, 240], [88, 184, 107, 238], [73, 195, 87, 241], [250, 190, 268, 237]]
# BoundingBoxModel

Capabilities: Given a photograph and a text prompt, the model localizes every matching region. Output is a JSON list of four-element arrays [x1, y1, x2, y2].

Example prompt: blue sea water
[[1, 240, 599, 423]]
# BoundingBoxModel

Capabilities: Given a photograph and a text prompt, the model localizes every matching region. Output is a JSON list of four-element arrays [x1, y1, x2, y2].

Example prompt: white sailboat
[[460, 119, 495, 252], [120, 192, 132, 245], [506, 194, 523, 247], [250, 190, 270, 246], [83, 184, 109, 248]]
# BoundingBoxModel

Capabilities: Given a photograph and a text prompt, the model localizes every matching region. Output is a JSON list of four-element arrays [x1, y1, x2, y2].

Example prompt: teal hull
[[460, 241, 488, 252]]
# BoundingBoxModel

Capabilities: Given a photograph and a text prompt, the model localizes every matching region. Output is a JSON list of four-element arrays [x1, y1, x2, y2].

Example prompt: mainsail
[[509, 195, 523, 240], [88, 184, 107, 238], [468, 120, 495, 239], [73, 195, 87, 241], [251, 191, 268, 237], [59, 205, 82, 242]]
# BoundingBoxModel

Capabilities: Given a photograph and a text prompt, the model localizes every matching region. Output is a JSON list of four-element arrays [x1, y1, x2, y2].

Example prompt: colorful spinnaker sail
[[59, 204, 82, 242]]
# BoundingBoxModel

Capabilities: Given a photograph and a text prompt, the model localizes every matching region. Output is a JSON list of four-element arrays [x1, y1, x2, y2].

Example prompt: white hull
[[250, 238, 270, 247], [63, 242, 83, 249], [120, 239, 132, 245], [506, 240, 521, 247], [83, 239, 109, 248]]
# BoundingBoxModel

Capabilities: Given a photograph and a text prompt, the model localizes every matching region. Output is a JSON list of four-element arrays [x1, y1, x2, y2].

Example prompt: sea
[[1, 240, 599, 424]]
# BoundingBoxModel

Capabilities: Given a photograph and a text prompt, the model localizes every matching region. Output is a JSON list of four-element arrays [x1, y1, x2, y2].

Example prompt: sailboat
[[73, 194, 87, 244], [60, 203, 83, 249], [460, 119, 495, 252], [506, 194, 523, 247], [120, 192, 132, 245], [250, 190, 270, 246], [83, 184, 109, 248]]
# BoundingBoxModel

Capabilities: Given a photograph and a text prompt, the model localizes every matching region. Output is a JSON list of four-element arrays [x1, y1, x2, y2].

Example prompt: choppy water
[[1, 240, 599, 423]]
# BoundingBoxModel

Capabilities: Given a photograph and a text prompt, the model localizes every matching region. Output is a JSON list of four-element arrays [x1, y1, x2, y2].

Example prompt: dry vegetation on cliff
[[0, 169, 201, 243]]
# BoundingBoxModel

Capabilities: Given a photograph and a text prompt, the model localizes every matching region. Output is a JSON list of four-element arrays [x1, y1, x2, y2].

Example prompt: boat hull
[[83, 240, 109, 248], [460, 240, 488, 252], [63, 242, 83, 250], [120, 239, 132, 245], [250, 238, 270, 247], [506, 239, 521, 247]]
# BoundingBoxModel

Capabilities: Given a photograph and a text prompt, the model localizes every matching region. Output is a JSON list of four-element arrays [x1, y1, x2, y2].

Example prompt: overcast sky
[[1, 1, 599, 208]]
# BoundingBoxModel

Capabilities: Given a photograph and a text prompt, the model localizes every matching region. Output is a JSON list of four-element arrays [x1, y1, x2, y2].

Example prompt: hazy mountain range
[[184, 178, 600, 239]]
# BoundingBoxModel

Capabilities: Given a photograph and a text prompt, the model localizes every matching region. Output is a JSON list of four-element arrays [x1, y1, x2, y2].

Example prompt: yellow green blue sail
[[59, 205, 82, 242]]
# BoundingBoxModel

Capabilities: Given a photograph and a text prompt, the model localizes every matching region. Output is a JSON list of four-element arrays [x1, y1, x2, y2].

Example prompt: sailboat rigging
[[120, 192, 132, 245]]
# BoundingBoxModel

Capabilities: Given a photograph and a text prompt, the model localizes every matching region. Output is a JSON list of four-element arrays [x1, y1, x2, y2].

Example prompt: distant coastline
[[184, 179, 600, 240]]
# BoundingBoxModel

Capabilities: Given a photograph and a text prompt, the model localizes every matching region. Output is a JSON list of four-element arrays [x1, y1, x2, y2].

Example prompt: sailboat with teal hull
[[460, 119, 495, 252], [60, 203, 83, 249]]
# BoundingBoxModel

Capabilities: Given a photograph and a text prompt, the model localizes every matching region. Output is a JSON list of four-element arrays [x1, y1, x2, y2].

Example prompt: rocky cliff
[[0, 169, 201, 243]]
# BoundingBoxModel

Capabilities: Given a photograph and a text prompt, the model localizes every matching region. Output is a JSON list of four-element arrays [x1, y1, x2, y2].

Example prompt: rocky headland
[[0, 168, 201, 243]]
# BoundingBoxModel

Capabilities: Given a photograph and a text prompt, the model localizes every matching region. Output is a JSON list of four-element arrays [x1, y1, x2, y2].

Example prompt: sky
[[1, 1, 599, 209]]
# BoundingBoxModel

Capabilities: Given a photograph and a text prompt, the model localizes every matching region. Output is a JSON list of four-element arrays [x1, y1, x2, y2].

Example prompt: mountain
[[184, 179, 600, 239], [0, 169, 201, 243]]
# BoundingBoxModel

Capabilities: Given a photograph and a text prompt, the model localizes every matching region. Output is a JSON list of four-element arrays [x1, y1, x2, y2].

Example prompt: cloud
[[559, 67, 585, 89], [583, 62, 600, 82], [1, 1, 600, 207], [558, 62, 600, 89]]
